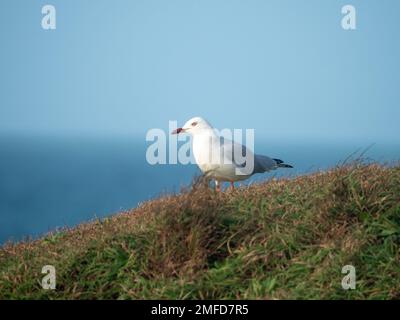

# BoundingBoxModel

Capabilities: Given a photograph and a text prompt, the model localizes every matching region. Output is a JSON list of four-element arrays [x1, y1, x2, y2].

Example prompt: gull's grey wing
[[218, 137, 289, 174], [219, 137, 254, 168]]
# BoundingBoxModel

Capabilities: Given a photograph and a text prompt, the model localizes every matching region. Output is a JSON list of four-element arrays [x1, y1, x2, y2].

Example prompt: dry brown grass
[[1, 163, 399, 299]]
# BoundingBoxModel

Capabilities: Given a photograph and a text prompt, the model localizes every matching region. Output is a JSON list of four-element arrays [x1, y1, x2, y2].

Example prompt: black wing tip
[[274, 158, 293, 168], [273, 158, 284, 164]]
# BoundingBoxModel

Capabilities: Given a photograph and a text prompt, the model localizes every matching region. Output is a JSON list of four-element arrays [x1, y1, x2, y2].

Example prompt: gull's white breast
[[192, 132, 251, 181]]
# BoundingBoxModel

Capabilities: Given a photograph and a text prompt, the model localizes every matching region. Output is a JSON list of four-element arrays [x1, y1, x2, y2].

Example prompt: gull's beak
[[171, 127, 184, 134]]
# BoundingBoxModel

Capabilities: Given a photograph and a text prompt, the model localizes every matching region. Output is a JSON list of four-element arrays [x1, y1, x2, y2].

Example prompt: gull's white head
[[171, 116, 213, 135]]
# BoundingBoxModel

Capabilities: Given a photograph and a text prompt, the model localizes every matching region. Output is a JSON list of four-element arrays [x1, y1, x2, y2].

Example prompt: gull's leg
[[215, 179, 221, 192], [230, 181, 235, 190]]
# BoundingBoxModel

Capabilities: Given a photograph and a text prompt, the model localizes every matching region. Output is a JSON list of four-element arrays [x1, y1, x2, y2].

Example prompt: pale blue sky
[[0, 0, 399, 143]]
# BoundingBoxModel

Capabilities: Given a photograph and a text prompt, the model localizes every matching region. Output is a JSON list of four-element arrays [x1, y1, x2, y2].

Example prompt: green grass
[[1, 163, 399, 299]]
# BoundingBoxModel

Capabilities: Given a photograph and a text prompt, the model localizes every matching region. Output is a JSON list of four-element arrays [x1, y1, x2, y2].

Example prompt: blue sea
[[0, 134, 399, 244]]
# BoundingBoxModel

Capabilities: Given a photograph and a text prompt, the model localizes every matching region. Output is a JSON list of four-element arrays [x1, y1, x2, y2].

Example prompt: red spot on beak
[[171, 127, 183, 134]]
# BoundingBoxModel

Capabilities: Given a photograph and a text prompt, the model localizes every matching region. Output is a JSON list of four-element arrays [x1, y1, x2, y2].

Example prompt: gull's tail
[[273, 158, 294, 168]]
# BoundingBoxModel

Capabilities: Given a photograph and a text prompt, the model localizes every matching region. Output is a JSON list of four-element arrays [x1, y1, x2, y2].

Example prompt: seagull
[[171, 116, 293, 191]]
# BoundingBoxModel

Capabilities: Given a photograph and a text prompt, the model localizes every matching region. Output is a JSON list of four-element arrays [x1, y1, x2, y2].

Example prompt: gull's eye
[[191, 121, 198, 127]]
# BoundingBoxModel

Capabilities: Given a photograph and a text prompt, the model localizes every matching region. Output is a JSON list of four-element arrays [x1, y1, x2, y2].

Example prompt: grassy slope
[[0, 163, 399, 299]]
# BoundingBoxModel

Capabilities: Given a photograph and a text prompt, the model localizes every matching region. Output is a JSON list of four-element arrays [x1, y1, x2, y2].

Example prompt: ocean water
[[0, 135, 399, 244]]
